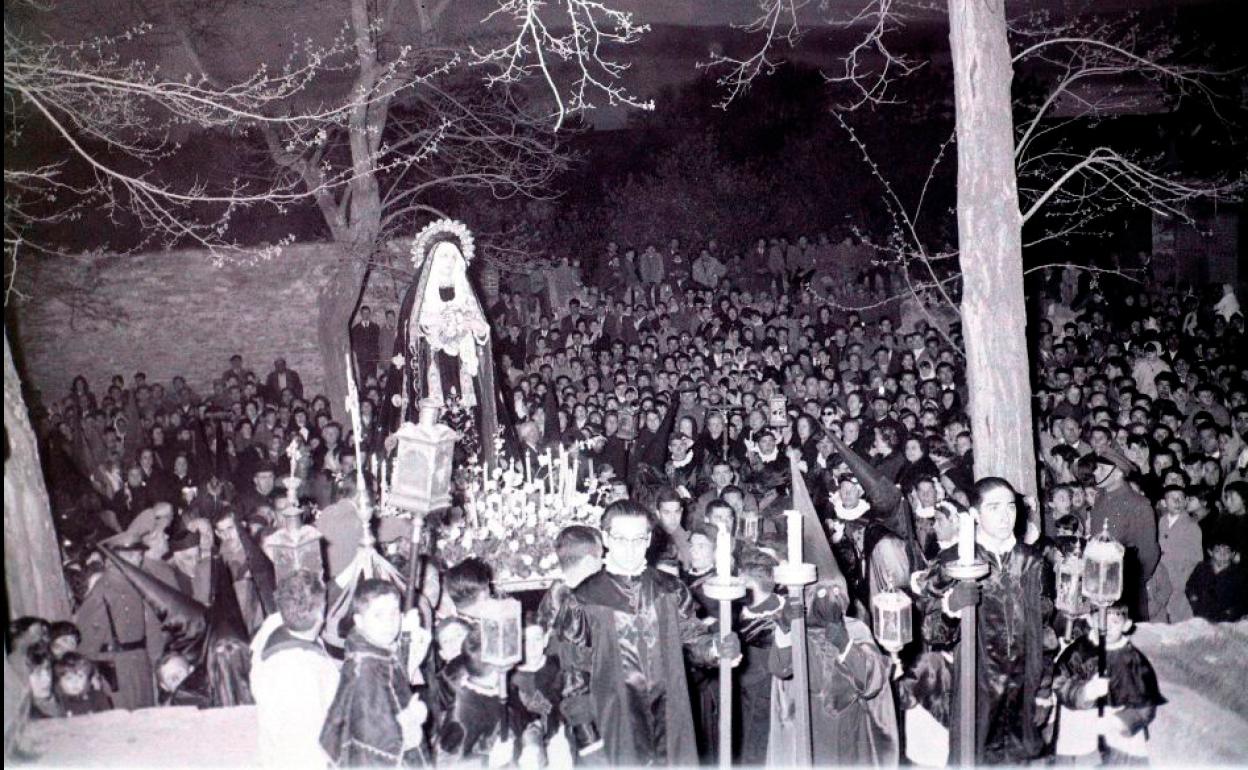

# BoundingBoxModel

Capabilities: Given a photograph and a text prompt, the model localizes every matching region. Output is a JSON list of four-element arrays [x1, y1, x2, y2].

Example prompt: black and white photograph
[[3, 0, 1246, 767]]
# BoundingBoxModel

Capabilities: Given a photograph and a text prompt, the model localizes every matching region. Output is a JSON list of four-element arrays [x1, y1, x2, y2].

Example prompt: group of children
[[9, 618, 112, 721]]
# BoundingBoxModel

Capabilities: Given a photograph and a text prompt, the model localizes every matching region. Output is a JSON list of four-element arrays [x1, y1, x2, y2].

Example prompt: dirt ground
[[14, 620, 1248, 767]]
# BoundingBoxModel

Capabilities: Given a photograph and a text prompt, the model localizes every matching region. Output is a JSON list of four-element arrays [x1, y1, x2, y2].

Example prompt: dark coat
[[921, 542, 1052, 764], [320, 631, 426, 767], [264, 368, 304, 401], [558, 568, 717, 767]]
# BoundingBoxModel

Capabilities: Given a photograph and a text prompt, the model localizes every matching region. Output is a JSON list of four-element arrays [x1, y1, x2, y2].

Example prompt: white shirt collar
[[977, 532, 1016, 557]]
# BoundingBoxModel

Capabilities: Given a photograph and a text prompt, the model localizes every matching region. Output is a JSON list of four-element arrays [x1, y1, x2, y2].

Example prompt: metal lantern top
[[475, 596, 524, 669], [1082, 521, 1125, 607], [870, 588, 913, 654]]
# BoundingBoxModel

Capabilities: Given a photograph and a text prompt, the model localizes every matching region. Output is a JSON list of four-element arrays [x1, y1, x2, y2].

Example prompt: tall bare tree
[[689, 0, 1242, 495], [6, 0, 568, 413]]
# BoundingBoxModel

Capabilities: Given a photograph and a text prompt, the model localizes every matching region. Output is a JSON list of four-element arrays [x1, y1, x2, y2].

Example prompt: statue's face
[[428, 242, 463, 290]]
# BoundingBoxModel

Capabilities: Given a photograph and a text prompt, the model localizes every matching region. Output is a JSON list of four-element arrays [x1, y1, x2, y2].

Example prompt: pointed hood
[[97, 544, 207, 655], [235, 524, 277, 616], [825, 430, 902, 513], [825, 430, 922, 569], [202, 555, 254, 707], [207, 555, 250, 646], [789, 453, 845, 597]]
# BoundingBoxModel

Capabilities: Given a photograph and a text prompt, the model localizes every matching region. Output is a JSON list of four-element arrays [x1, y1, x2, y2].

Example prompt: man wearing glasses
[[557, 500, 741, 766]]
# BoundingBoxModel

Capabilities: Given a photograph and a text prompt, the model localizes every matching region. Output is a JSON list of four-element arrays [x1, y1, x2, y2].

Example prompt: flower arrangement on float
[[433, 445, 606, 590]]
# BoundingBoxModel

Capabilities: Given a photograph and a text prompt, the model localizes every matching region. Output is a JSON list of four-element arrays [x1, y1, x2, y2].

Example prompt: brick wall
[[11, 243, 403, 404]]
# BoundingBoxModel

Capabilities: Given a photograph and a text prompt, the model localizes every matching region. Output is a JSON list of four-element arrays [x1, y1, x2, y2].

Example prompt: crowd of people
[[8, 232, 1247, 768]]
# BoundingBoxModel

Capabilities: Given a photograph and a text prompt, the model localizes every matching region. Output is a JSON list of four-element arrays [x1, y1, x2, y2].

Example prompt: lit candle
[[958, 511, 976, 565], [715, 524, 732, 579], [785, 509, 802, 565]]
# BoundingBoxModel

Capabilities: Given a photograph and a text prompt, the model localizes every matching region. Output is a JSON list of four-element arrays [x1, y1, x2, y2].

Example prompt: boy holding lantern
[[1052, 603, 1164, 764]]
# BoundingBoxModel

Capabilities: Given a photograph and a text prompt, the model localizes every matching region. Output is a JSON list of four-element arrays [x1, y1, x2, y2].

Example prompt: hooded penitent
[[97, 543, 207, 657]]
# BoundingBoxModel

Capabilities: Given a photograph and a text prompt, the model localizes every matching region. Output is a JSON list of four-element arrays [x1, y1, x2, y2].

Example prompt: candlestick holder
[[773, 560, 817, 587], [943, 554, 989, 767], [702, 575, 747, 604], [944, 559, 990, 582]]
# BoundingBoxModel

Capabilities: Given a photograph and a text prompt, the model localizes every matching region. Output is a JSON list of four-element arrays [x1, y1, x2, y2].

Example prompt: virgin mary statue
[[384, 219, 503, 468]]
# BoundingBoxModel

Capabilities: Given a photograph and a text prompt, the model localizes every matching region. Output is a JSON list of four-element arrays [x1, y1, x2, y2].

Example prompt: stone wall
[[10, 243, 403, 404]]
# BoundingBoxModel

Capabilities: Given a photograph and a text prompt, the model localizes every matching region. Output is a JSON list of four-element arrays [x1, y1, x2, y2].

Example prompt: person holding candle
[[681, 524, 727, 762], [770, 577, 899, 766], [918, 477, 1054, 765], [735, 556, 783, 765], [555, 499, 741, 767]]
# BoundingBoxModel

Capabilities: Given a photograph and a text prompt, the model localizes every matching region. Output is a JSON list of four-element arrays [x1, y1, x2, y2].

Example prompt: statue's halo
[[411, 218, 475, 268]]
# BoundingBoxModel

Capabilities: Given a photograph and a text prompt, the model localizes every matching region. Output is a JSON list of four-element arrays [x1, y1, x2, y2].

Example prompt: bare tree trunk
[[948, 0, 1038, 497], [317, 255, 369, 421], [4, 327, 71, 621]]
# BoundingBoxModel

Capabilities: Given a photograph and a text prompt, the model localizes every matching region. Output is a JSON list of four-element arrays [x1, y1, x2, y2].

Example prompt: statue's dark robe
[[382, 256, 506, 468]]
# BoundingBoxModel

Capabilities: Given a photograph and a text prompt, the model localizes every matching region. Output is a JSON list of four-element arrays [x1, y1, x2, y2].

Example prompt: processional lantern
[[768, 395, 789, 427], [871, 587, 913, 665], [388, 398, 457, 514], [736, 511, 761, 543], [476, 596, 524, 669], [1082, 521, 1125, 608], [264, 445, 324, 580], [1054, 553, 1089, 616], [616, 406, 638, 441], [267, 497, 324, 579]]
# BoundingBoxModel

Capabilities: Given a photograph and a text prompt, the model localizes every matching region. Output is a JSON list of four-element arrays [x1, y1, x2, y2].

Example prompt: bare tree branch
[[471, 0, 652, 130]]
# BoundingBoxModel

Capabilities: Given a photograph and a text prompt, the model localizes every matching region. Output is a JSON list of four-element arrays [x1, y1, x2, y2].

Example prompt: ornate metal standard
[[774, 509, 818, 766], [1082, 521, 1125, 754]]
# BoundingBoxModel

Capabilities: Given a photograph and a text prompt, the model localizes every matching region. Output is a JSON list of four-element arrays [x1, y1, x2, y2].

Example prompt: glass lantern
[[870, 588, 913, 657], [388, 399, 458, 514], [476, 596, 524, 669], [1054, 553, 1089, 616], [769, 395, 789, 427], [617, 406, 638, 441], [737, 511, 761, 543], [264, 498, 324, 581], [1082, 522, 1125, 608]]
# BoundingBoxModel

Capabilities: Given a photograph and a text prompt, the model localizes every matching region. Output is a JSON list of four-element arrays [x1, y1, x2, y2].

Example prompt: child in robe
[[736, 557, 782, 765], [435, 624, 520, 768], [1053, 603, 1165, 764], [509, 622, 563, 770], [320, 579, 430, 767]]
